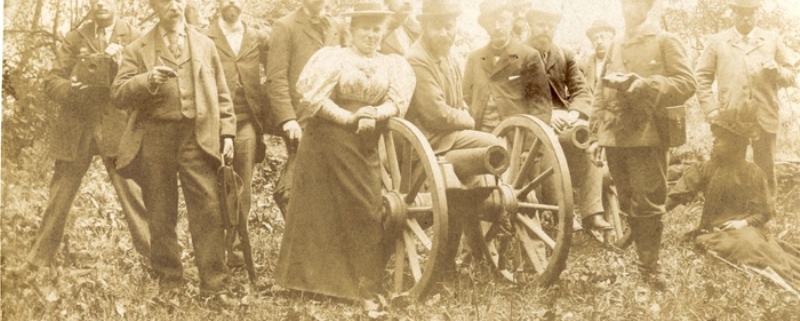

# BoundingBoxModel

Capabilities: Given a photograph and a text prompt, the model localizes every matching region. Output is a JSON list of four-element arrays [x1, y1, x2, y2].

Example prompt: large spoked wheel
[[479, 115, 574, 286], [379, 118, 448, 298]]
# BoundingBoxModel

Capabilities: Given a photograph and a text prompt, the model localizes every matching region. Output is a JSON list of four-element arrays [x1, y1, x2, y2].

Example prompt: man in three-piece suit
[[206, 0, 271, 267], [28, 0, 150, 269], [525, 2, 612, 230], [112, 0, 235, 294], [463, 0, 551, 133], [379, 0, 421, 56], [266, 0, 345, 216], [695, 0, 797, 198]]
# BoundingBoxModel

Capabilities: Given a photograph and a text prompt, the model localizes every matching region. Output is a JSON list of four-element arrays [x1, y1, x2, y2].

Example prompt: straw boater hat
[[340, 1, 394, 17], [585, 20, 615, 39], [728, 0, 761, 10], [417, 0, 462, 22]]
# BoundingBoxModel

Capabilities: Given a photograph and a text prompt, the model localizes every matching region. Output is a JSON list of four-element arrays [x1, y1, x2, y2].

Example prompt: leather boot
[[630, 217, 667, 291]]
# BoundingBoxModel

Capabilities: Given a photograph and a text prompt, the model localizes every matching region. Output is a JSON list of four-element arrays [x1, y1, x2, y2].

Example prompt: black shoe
[[583, 214, 613, 231]]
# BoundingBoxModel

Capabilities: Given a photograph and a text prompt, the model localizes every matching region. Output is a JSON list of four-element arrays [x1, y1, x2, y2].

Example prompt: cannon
[[377, 115, 574, 297]]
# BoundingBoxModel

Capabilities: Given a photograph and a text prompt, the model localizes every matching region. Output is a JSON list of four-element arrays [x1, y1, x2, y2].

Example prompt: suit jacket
[[463, 40, 552, 126], [266, 9, 345, 129], [406, 39, 475, 154], [379, 18, 421, 56], [524, 41, 593, 121], [695, 27, 796, 133], [591, 22, 696, 147], [580, 51, 602, 93], [44, 20, 141, 161], [206, 21, 270, 161], [111, 25, 236, 174]]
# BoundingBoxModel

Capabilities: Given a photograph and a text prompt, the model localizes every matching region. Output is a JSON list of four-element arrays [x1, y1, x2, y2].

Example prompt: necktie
[[98, 28, 107, 51], [167, 32, 182, 58]]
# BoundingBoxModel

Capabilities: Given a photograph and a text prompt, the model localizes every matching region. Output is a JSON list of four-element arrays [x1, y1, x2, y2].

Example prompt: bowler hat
[[417, 0, 462, 21], [728, 0, 761, 10], [478, 0, 511, 26], [340, 1, 394, 17], [585, 19, 616, 39], [525, 0, 562, 23]]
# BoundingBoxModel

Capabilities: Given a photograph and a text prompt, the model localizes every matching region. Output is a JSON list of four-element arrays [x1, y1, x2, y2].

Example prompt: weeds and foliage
[[3, 127, 800, 320]]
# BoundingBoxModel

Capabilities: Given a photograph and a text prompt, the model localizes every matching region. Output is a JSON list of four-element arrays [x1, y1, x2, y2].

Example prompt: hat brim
[[417, 10, 462, 21], [340, 10, 395, 17], [586, 26, 615, 38]]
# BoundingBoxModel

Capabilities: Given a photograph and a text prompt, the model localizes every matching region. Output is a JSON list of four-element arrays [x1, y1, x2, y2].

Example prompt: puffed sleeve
[[376, 54, 416, 119], [296, 46, 344, 117]]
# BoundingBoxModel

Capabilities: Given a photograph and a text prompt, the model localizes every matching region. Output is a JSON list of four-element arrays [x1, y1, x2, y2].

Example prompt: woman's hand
[[720, 219, 748, 231], [350, 107, 377, 134]]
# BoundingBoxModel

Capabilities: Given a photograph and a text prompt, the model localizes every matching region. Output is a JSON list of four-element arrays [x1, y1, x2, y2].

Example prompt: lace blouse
[[296, 46, 416, 117]]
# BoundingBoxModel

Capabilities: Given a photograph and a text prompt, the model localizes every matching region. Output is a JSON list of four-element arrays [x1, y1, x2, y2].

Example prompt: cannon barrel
[[443, 145, 510, 179], [558, 119, 590, 149]]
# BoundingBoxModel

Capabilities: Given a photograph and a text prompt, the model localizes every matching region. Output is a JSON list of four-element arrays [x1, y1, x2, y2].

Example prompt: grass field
[[2, 98, 800, 320]]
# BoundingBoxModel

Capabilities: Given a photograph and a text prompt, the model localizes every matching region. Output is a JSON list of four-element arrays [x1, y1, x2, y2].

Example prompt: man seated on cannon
[[521, 1, 612, 231], [405, 0, 506, 281]]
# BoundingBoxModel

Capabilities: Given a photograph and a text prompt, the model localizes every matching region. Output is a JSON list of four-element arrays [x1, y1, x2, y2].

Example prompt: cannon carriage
[[376, 115, 579, 298]]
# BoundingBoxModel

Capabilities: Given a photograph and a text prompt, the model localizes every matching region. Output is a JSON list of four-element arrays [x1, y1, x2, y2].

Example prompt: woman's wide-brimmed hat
[[340, 1, 394, 17], [585, 19, 616, 39], [417, 0, 463, 22]]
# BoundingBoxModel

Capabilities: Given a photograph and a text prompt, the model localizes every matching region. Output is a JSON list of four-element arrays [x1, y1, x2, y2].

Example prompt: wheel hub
[[382, 191, 407, 230]]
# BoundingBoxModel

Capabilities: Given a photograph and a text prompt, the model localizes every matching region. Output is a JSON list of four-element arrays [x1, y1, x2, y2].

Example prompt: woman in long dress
[[274, 2, 416, 301]]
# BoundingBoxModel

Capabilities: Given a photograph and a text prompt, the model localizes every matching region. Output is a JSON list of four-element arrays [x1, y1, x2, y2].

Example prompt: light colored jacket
[[111, 25, 235, 175], [695, 27, 796, 133]]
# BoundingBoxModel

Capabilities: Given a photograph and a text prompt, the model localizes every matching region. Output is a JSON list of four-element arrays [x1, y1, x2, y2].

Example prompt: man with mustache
[[206, 0, 271, 268], [525, 2, 612, 231], [112, 0, 235, 295], [266, 0, 344, 217], [24, 0, 149, 272], [464, 0, 550, 133], [581, 20, 616, 92], [588, 0, 696, 290], [695, 0, 797, 199], [379, 0, 420, 56], [406, 0, 504, 281]]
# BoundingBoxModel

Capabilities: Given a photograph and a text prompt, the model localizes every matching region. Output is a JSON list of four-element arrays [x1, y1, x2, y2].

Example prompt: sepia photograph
[[1, 0, 800, 319]]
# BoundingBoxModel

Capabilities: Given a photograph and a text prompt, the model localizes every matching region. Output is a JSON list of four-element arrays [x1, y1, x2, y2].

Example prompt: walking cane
[[217, 165, 257, 284]]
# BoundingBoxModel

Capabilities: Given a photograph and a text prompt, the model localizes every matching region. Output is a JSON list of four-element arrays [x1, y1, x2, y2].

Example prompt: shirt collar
[[218, 19, 244, 35], [158, 22, 187, 38], [95, 20, 116, 37]]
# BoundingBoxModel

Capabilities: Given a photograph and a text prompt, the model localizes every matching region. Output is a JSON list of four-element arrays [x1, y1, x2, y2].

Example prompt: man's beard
[[221, 7, 241, 22]]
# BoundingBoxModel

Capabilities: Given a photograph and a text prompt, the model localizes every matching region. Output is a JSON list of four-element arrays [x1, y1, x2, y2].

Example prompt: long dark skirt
[[275, 118, 387, 301]]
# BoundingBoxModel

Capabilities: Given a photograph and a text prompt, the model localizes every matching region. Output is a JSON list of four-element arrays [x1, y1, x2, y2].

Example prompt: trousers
[[27, 138, 149, 267], [138, 119, 228, 290]]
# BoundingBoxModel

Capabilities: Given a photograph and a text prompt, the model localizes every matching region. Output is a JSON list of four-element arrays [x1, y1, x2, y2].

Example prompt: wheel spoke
[[406, 218, 432, 251], [404, 169, 426, 204], [507, 128, 523, 183], [513, 138, 542, 188], [515, 224, 548, 275], [393, 239, 405, 292], [378, 136, 394, 190], [516, 213, 556, 249], [384, 132, 402, 191], [403, 230, 422, 282], [516, 166, 554, 200], [518, 202, 559, 212]]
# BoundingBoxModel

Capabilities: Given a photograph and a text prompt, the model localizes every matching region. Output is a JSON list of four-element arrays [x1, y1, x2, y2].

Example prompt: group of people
[[20, 0, 798, 306]]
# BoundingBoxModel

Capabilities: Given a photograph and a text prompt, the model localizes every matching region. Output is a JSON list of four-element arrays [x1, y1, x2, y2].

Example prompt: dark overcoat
[[44, 20, 141, 161]]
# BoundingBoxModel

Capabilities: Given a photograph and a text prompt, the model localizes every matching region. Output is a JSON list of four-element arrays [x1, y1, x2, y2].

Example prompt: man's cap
[[340, 0, 394, 17], [586, 19, 616, 39], [728, 0, 761, 10], [525, 0, 562, 23], [478, 0, 511, 26], [417, 0, 462, 22]]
